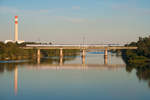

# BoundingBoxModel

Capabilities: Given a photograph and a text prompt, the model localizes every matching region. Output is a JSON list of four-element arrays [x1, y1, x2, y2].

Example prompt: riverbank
[[122, 36, 150, 65], [0, 42, 80, 61]]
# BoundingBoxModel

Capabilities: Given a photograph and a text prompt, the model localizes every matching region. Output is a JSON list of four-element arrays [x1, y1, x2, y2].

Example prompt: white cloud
[[0, 6, 86, 24], [0, 6, 54, 15], [56, 16, 86, 23], [72, 6, 80, 10], [111, 3, 150, 15], [64, 17, 85, 23], [0, 6, 20, 14]]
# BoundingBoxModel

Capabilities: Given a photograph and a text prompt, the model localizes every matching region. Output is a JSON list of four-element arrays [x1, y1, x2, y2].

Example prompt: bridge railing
[[26, 44, 125, 47]]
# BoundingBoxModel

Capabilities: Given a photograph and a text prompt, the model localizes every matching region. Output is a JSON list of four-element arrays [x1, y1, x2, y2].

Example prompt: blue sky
[[0, 0, 150, 44]]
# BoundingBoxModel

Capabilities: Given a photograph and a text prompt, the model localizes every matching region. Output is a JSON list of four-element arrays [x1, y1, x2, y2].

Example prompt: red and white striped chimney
[[15, 16, 18, 42]]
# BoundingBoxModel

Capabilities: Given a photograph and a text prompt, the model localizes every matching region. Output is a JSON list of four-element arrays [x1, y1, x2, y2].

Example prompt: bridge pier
[[82, 49, 86, 64], [60, 48, 63, 65], [37, 49, 41, 64], [23, 45, 137, 66], [104, 48, 108, 65]]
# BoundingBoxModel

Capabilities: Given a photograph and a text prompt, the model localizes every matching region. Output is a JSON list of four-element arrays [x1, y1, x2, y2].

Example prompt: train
[[26, 44, 124, 47]]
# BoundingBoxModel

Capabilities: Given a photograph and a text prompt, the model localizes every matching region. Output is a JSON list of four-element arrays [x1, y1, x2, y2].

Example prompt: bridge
[[13, 63, 125, 95], [22, 44, 137, 64]]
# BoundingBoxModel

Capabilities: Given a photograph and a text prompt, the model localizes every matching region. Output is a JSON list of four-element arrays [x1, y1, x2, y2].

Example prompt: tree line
[[0, 42, 36, 60], [0, 42, 80, 60], [122, 36, 150, 64]]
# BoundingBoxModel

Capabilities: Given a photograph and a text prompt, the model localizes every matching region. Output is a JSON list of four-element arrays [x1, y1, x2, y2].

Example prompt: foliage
[[122, 36, 150, 87], [41, 49, 80, 57], [0, 42, 36, 60], [0, 42, 80, 60], [122, 36, 150, 64]]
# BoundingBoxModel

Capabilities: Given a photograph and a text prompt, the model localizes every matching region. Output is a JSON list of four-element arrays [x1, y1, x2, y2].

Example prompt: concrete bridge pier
[[59, 48, 63, 65], [37, 49, 41, 64], [82, 49, 86, 64], [104, 48, 108, 65]]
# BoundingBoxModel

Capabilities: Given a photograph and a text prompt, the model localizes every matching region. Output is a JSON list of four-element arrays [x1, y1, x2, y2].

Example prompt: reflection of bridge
[[27, 64, 126, 70], [22, 45, 137, 64], [13, 63, 126, 95]]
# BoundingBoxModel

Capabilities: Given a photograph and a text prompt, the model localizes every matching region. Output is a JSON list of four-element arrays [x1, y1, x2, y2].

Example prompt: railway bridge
[[22, 44, 137, 64]]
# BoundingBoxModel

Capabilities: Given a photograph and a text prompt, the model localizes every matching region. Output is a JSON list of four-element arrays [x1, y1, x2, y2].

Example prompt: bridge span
[[22, 44, 137, 64], [24, 44, 137, 50]]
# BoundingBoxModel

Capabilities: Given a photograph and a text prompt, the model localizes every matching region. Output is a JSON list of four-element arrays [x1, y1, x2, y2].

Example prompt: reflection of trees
[[40, 49, 80, 64], [0, 52, 79, 73], [63, 56, 78, 62], [41, 49, 80, 57], [0, 63, 16, 73], [0, 64, 5, 73], [40, 58, 60, 64], [40, 55, 78, 64], [0, 62, 34, 73], [126, 63, 150, 88], [136, 67, 150, 87]]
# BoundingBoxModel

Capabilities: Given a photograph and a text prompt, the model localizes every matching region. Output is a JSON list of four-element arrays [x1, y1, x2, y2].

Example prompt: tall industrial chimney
[[15, 16, 18, 42]]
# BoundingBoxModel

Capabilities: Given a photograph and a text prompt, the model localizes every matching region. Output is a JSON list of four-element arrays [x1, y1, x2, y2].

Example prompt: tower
[[15, 16, 18, 42]]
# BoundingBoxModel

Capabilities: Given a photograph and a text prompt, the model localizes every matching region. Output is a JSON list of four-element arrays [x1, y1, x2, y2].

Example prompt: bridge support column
[[104, 48, 108, 65], [82, 49, 86, 64], [37, 49, 41, 64], [60, 48, 63, 65]]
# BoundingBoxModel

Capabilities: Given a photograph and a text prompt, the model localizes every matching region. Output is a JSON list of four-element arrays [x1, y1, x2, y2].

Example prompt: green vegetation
[[40, 49, 80, 64], [0, 42, 36, 60], [120, 36, 150, 87], [0, 42, 80, 61], [122, 36, 150, 64], [41, 49, 80, 57]]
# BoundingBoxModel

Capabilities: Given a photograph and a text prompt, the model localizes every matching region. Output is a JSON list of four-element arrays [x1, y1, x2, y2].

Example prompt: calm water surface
[[0, 53, 150, 100]]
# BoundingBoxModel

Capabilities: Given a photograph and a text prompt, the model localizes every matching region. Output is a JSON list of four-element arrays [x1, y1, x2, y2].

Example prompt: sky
[[0, 0, 150, 44]]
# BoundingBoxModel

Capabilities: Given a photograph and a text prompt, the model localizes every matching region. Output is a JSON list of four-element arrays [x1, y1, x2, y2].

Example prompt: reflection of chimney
[[15, 16, 18, 42], [14, 67, 18, 95]]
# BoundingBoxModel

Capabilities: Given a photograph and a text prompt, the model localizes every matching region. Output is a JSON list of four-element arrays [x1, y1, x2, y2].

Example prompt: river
[[0, 52, 150, 100]]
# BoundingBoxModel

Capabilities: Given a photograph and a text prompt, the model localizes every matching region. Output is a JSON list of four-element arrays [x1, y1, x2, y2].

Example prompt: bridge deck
[[22, 45, 137, 50]]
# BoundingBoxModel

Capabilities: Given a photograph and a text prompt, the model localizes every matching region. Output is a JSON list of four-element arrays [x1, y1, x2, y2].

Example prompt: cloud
[[0, 6, 86, 24], [55, 16, 87, 24], [0, 6, 54, 15], [111, 4, 129, 10], [111, 3, 150, 15], [72, 6, 80, 10], [55, 16, 86, 23], [0, 6, 20, 14], [65, 17, 85, 23], [140, 8, 150, 15]]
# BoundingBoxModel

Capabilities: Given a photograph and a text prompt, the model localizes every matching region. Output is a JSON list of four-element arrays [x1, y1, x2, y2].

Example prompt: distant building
[[17, 40, 25, 44], [4, 40, 15, 44], [4, 40, 25, 44]]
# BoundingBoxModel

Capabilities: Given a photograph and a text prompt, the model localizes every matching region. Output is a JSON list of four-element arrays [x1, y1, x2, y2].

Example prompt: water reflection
[[0, 53, 150, 99], [0, 64, 18, 95], [0, 63, 126, 73], [14, 66, 18, 95], [126, 63, 150, 88], [0, 62, 125, 96], [59, 56, 63, 66], [0, 63, 17, 73], [40, 55, 78, 65]]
